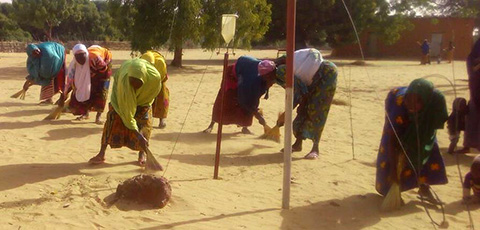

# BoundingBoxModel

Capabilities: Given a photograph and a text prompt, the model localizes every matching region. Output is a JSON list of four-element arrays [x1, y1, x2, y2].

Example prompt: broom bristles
[[44, 106, 63, 120], [11, 89, 26, 99], [145, 147, 163, 172], [260, 125, 281, 143], [381, 182, 402, 211]]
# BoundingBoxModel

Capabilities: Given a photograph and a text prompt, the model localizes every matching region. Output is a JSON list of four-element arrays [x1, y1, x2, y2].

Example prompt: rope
[[340, 0, 448, 227], [162, 51, 215, 176]]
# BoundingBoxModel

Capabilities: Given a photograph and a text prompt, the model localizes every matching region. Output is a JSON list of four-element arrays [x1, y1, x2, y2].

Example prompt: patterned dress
[[276, 61, 337, 143], [375, 87, 448, 196]]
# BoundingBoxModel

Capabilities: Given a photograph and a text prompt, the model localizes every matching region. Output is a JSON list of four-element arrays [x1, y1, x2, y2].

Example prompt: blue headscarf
[[26, 42, 65, 86]]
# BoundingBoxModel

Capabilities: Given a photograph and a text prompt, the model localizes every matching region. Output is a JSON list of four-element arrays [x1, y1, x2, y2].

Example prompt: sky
[[0, 0, 11, 3]]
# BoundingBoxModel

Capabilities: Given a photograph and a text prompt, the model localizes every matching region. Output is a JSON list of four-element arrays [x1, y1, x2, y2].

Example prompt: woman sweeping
[[140, 51, 169, 129], [16, 42, 66, 104], [375, 79, 448, 205], [275, 48, 337, 159], [203, 56, 277, 134], [88, 58, 162, 166], [462, 39, 480, 153], [66, 44, 112, 124]]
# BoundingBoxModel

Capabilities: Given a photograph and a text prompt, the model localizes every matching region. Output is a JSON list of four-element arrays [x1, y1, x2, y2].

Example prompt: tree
[[0, 3, 31, 41], [109, 0, 272, 67], [265, 0, 415, 49], [12, 0, 77, 40]]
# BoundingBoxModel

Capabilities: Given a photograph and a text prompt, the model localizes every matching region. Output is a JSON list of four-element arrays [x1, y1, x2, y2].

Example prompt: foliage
[[0, 3, 30, 41]]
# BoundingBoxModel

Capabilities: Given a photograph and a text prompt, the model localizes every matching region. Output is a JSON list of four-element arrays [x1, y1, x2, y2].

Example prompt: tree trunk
[[171, 45, 183, 67]]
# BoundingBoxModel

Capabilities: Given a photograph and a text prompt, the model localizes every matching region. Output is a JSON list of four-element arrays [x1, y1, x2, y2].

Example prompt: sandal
[[304, 152, 319, 160]]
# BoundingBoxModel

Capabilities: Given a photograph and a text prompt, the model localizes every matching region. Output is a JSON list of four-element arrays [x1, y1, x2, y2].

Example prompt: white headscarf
[[294, 48, 323, 86], [68, 44, 91, 102]]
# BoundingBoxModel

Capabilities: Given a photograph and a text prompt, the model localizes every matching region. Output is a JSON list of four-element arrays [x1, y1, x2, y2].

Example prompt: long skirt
[[464, 100, 480, 150], [69, 73, 110, 115], [211, 64, 253, 127], [293, 65, 337, 143], [375, 87, 448, 196], [39, 65, 66, 101], [101, 104, 152, 151], [152, 83, 170, 119]]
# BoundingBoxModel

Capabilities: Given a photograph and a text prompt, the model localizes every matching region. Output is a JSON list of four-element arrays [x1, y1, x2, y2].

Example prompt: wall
[[332, 17, 475, 60], [0, 41, 131, 53]]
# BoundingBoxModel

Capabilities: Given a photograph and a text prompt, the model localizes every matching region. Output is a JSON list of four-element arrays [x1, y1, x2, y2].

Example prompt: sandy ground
[[0, 49, 478, 230]]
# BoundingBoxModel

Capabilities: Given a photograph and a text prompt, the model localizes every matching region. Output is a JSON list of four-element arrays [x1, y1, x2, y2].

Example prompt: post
[[282, 0, 296, 209], [214, 52, 229, 179]]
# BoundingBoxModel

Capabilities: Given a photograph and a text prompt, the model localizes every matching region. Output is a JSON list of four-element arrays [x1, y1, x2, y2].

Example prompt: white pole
[[282, 0, 296, 209], [282, 89, 293, 209]]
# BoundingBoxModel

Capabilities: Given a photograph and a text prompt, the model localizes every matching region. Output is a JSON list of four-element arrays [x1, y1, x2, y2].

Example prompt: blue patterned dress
[[375, 87, 448, 196]]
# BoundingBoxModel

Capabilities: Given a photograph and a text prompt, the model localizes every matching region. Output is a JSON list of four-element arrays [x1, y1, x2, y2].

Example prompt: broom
[[260, 113, 283, 143], [11, 89, 26, 100], [381, 153, 404, 211], [144, 146, 163, 172], [44, 98, 70, 120]]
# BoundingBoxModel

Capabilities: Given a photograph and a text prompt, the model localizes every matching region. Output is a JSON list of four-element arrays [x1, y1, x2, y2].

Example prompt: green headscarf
[[402, 78, 448, 169], [110, 58, 162, 130]]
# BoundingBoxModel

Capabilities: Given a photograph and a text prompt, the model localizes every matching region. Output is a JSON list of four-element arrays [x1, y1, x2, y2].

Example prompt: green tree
[[265, 0, 414, 49], [12, 0, 77, 40], [0, 3, 31, 41], [109, 0, 272, 67]]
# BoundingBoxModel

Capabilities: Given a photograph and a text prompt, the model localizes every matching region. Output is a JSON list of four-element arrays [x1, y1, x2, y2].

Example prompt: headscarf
[[401, 79, 448, 169], [258, 60, 275, 76], [140, 50, 167, 81], [294, 48, 323, 86], [110, 58, 162, 130], [67, 44, 91, 102], [26, 42, 65, 86]]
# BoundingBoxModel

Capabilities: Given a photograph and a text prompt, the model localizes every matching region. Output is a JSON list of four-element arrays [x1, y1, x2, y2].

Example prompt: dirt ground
[[0, 49, 477, 229]]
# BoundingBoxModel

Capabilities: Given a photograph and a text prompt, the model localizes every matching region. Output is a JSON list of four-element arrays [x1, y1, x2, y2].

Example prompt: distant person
[[88, 58, 162, 166], [65, 44, 113, 124], [275, 48, 337, 159], [464, 38, 480, 153], [376, 79, 448, 205], [141, 51, 170, 129], [462, 155, 480, 204], [444, 41, 455, 64], [447, 98, 468, 154], [417, 39, 431, 65], [18, 42, 66, 104], [203, 56, 278, 134]]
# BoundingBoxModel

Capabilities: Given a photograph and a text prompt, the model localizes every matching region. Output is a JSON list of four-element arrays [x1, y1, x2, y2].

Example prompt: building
[[332, 17, 475, 60]]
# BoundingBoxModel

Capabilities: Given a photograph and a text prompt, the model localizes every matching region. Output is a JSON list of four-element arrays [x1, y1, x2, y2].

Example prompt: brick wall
[[332, 17, 475, 60]]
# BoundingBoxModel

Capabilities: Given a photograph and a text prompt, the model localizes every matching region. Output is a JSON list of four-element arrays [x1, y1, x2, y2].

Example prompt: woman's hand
[[135, 130, 149, 150]]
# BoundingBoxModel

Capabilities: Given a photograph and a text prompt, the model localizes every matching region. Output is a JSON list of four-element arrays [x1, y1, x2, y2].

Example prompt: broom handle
[[214, 52, 229, 179]]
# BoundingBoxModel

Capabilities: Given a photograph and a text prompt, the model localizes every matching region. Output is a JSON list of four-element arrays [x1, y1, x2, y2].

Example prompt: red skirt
[[212, 64, 253, 127]]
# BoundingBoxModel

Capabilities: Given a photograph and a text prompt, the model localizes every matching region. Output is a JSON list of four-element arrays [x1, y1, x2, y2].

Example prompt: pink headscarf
[[258, 60, 276, 76]]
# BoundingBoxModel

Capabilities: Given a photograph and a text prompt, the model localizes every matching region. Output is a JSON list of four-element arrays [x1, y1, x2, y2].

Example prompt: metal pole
[[282, 0, 296, 209], [214, 52, 229, 179]]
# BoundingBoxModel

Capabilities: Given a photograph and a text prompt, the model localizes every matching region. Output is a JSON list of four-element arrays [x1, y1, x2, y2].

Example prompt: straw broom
[[44, 98, 70, 120], [10, 89, 26, 100], [381, 153, 404, 211], [260, 113, 283, 143], [144, 146, 164, 172]]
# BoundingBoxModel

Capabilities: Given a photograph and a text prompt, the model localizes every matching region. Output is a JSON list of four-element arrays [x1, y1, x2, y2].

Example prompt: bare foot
[[455, 147, 470, 154], [75, 115, 89, 121], [138, 152, 146, 166], [241, 127, 253, 134], [88, 155, 105, 165], [159, 119, 166, 129], [95, 119, 104, 125], [304, 151, 319, 159], [280, 145, 302, 153], [39, 99, 53, 105], [203, 127, 213, 133]]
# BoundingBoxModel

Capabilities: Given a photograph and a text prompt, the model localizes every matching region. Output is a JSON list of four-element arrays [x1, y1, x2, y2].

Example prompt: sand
[[0, 49, 477, 229]]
